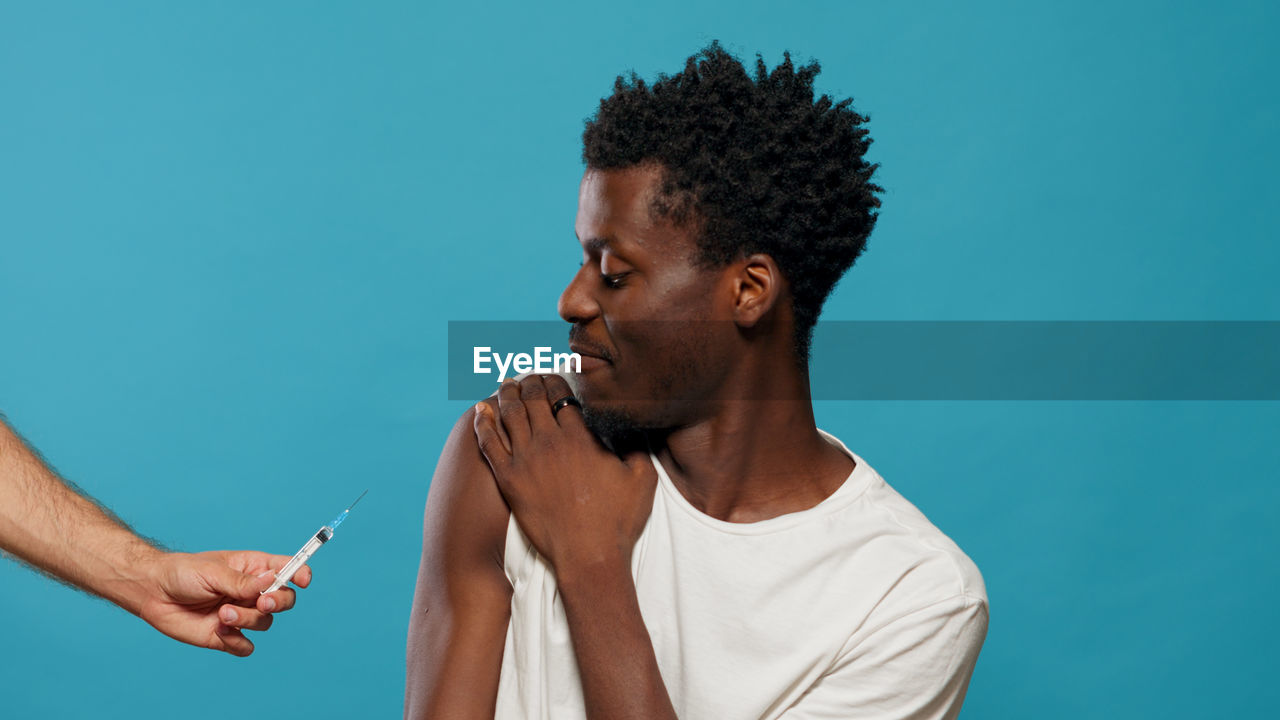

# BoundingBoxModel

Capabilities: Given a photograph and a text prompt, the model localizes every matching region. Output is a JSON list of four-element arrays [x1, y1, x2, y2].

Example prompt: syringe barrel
[[261, 526, 332, 594]]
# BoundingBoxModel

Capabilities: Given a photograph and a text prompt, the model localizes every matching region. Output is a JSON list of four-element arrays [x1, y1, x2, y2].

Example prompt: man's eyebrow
[[575, 233, 635, 263], [578, 236, 612, 254]]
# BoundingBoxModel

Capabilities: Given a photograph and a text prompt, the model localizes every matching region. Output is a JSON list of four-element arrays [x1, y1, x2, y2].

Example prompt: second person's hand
[[136, 549, 313, 657]]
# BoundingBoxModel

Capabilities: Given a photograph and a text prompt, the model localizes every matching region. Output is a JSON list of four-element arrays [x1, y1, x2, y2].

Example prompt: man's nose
[[558, 265, 599, 325]]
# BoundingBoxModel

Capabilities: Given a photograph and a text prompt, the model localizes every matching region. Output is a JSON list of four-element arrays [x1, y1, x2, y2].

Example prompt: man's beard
[[580, 403, 652, 456]]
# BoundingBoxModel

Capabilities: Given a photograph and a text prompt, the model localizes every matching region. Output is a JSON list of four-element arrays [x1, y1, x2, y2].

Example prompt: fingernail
[[221, 607, 238, 623], [262, 597, 276, 612]]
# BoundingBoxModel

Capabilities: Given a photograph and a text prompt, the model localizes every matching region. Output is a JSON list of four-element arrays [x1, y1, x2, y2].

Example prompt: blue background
[[1, 1, 1276, 717]]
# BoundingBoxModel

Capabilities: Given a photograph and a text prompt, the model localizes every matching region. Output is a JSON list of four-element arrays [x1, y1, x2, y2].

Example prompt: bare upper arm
[[405, 400, 512, 720]]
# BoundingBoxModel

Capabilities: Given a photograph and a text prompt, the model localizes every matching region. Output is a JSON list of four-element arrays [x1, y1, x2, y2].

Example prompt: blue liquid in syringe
[[328, 489, 368, 532], [329, 509, 350, 530]]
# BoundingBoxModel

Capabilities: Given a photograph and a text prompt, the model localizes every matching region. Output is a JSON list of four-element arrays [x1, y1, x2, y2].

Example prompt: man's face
[[559, 164, 736, 440]]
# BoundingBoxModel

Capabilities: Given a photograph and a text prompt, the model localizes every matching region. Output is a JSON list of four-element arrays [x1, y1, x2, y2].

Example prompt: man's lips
[[569, 342, 613, 363], [568, 340, 611, 368]]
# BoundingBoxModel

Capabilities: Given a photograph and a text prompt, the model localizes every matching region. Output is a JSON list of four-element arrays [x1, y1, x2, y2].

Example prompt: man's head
[[560, 41, 881, 442]]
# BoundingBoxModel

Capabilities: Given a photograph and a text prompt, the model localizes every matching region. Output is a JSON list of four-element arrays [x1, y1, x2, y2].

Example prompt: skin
[[0, 417, 310, 657], [405, 164, 854, 718]]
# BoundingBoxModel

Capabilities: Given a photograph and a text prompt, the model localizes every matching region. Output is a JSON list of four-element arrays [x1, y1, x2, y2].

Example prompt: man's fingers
[[623, 449, 658, 481], [518, 375, 555, 431], [496, 379, 531, 447], [214, 623, 255, 657], [473, 397, 511, 453], [290, 563, 312, 589], [219, 604, 275, 632], [543, 374, 586, 430], [255, 555, 312, 590], [206, 559, 268, 600], [474, 403, 512, 468], [256, 587, 298, 614], [542, 373, 575, 402]]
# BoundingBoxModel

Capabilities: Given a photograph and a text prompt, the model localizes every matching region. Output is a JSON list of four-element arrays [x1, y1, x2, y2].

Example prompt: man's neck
[[651, 369, 855, 525]]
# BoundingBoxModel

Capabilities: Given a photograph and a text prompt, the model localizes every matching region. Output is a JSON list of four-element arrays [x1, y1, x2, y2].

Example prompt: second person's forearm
[[0, 419, 162, 613]]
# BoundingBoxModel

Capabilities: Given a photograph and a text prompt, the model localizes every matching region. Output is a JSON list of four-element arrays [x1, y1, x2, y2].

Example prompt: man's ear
[[731, 253, 783, 328]]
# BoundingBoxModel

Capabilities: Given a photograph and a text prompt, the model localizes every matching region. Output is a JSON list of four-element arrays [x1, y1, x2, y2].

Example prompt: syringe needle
[[261, 491, 367, 595], [347, 489, 369, 511]]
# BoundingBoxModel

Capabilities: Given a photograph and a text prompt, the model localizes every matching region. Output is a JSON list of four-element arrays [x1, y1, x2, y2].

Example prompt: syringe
[[262, 490, 367, 595]]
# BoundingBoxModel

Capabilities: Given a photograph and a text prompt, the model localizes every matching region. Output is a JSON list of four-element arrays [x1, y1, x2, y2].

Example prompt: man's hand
[[472, 375, 657, 582], [137, 550, 312, 657], [472, 375, 679, 720]]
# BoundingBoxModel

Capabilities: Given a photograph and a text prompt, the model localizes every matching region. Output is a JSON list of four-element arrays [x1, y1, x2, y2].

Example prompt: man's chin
[[579, 403, 650, 455]]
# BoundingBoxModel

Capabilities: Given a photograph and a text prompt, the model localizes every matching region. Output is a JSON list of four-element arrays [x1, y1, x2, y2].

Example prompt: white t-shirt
[[494, 429, 989, 720]]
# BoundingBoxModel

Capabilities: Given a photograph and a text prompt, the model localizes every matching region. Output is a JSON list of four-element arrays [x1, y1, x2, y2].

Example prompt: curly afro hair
[[582, 40, 882, 363]]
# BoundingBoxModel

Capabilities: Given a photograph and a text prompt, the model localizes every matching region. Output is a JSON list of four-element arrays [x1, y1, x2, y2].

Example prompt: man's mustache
[[568, 325, 615, 362]]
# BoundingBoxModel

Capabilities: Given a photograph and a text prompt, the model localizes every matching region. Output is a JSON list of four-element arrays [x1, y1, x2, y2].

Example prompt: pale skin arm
[[473, 376, 679, 720], [0, 414, 310, 657]]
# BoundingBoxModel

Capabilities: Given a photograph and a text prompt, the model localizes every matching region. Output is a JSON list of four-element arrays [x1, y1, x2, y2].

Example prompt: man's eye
[[602, 272, 629, 289]]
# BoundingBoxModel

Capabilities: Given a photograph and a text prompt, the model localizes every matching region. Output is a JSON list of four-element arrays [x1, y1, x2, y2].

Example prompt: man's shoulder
[[434, 371, 590, 572], [421, 401, 513, 576], [850, 470, 988, 607]]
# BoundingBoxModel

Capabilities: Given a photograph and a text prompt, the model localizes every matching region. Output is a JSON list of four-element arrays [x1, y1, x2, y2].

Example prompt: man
[[0, 415, 310, 657], [406, 42, 988, 719]]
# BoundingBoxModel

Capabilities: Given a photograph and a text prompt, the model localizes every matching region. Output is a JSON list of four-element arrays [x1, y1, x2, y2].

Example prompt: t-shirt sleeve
[[777, 593, 989, 720]]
